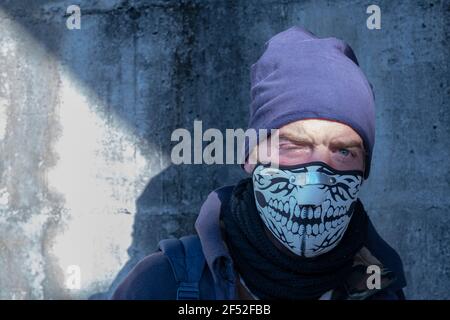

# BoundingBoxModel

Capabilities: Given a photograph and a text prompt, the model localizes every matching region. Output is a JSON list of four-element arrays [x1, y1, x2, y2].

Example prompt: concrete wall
[[0, 0, 448, 299]]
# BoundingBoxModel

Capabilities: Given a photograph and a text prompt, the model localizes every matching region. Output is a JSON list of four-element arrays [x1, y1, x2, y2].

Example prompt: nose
[[291, 171, 336, 206], [297, 185, 328, 206]]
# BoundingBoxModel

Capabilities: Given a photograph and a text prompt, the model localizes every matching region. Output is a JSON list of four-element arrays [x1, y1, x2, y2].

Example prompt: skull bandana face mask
[[252, 161, 364, 258]]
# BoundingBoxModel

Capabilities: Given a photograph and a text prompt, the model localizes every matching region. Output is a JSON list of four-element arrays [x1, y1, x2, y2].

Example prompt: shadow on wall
[[90, 162, 246, 299], [89, 165, 196, 300]]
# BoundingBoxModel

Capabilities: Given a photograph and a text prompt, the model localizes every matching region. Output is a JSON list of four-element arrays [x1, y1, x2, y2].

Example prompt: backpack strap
[[158, 235, 206, 300]]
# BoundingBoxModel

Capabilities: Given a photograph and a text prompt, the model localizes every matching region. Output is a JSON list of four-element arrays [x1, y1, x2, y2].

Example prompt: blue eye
[[339, 149, 350, 156]]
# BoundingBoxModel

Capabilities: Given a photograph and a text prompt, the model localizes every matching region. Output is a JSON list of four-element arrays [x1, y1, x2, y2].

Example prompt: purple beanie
[[245, 26, 375, 179]]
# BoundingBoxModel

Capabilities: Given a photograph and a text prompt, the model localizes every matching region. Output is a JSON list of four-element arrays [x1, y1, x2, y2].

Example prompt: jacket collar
[[194, 187, 236, 299]]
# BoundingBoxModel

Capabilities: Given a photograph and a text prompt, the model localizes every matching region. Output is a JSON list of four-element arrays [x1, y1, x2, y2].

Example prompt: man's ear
[[361, 150, 367, 185], [244, 143, 259, 174]]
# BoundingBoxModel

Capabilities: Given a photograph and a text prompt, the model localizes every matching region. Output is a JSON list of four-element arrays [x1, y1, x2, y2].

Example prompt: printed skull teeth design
[[252, 162, 363, 257]]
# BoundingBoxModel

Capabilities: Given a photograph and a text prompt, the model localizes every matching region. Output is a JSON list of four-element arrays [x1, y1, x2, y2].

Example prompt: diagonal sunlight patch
[[47, 65, 160, 298]]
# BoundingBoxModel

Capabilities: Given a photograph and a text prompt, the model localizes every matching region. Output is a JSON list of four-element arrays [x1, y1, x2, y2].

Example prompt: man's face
[[247, 119, 366, 257], [245, 119, 365, 173]]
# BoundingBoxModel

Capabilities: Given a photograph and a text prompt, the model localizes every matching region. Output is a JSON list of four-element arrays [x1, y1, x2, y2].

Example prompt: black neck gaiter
[[221, 178, 369, 300]]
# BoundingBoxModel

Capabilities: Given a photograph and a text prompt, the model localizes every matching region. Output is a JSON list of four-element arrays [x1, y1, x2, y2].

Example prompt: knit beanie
[[245, 26, 375, 179]]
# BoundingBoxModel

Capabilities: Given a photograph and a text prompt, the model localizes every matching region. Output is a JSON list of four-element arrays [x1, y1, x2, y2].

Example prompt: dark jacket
[[111, 186, 407, 300]]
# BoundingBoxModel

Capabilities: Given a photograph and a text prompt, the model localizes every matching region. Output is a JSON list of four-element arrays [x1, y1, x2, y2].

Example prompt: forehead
[[278, 119, 363, 143]]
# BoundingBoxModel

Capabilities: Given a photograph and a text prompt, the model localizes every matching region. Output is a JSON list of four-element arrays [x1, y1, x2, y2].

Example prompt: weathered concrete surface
[[0, 0, 448, 299]]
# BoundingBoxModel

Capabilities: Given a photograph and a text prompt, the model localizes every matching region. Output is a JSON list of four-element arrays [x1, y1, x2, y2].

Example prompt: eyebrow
[[279, 132, 363, 150], [278, 132, 314, 144], [329, 138, 363, 150]]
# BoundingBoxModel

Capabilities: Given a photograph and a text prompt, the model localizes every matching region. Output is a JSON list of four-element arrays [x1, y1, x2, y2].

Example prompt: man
[[112, 26, 406, 300]]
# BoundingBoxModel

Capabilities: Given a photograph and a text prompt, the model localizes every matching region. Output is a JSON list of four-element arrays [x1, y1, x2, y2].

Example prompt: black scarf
[[221, 178, 369, 300]]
